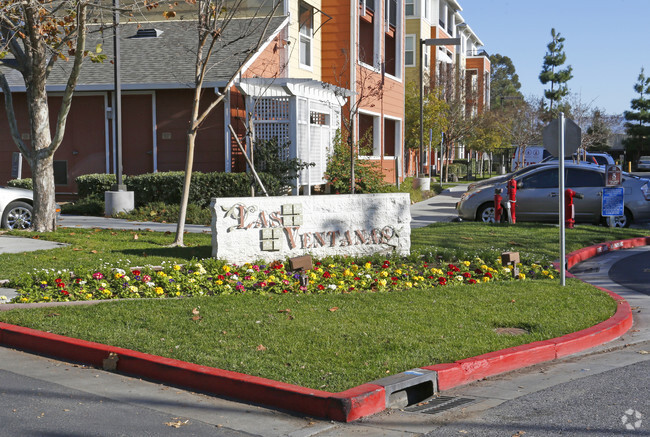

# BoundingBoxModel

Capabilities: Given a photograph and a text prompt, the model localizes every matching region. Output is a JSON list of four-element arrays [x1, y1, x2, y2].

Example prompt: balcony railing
[[466, 49, 489, 57]]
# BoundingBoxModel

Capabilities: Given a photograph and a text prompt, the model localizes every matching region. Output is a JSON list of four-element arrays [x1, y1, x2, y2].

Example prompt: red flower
[[438, 277, 447, 285], [484, 272, 493, 278], [57, 283, 66, 288], [318, 284, 325, 290], [474, 268, 483, 274], [282, 289, 289, 293], [61, 290, 69, 295], [463, 272, 471, 278], [323, 271, 331, 278], [391, 277, 398, 281], [132, 270, 141, 276], [217, 275, 225, 280], [468, 279, 477, 284], [447, 271, 454, 276], [55, 278, 62, 284]]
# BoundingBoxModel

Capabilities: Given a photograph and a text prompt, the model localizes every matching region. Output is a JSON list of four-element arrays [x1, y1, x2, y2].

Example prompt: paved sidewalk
[[410, 184, 466, 227]]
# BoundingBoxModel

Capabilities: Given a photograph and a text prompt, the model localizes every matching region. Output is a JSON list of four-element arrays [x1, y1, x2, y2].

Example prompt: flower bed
[[9, 256, 557, 304]]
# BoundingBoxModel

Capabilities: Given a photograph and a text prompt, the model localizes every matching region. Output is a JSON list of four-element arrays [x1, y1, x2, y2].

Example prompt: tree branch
[[0, 70, 30, 159]]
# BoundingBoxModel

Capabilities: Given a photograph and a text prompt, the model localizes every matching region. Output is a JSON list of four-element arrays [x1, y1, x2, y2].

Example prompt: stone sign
[[211, 193, 411, 264]]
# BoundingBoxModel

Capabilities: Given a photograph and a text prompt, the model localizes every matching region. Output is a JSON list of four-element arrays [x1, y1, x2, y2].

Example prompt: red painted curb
[[0, 237, 642, 421], [0, 321, 385, 422], [426, 236, 644, 392]]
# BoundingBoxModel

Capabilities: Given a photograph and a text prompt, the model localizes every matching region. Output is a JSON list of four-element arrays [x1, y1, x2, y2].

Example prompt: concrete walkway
[[410, 184, 466, 227]]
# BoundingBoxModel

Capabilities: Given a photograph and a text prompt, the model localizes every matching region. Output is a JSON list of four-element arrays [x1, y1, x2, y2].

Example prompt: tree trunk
[[29, 80, 58, 232], [173, 129, 197, 246]]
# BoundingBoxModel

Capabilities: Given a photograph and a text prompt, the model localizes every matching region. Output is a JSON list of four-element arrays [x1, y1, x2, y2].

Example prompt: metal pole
[[113, 0, 123, 189], [558, 112, 566, 286], [440, 132, 444, 187], [419, 39, 424, 176]]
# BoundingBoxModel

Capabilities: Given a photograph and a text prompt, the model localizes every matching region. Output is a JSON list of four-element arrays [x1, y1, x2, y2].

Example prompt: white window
[[405, 35, 415, 66], [405, 0, 415, 16], [358, 111, 381, 157], [424, 0, 430, 21], [299, 2, 313, 68]]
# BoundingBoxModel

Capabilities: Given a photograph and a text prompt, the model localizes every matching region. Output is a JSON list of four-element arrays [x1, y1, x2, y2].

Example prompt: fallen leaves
[[165, 419, 189, 428], [256, 344, 267, 351], [190, 307, 202, 321], [328, 307, 339, 312]]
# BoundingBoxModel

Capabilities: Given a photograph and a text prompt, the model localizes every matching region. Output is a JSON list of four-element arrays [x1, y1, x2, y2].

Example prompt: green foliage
[[489, 54, 523, 108], [74, 171, 285, 209], [253, 138, 313, 194], [404, 79, 448, 150], [539, 28, 573, 114], [116, 201, 212, 225], [623, 68, 650, 158], [61, 197, 105, 216], [324, 131, 389, 194], [7, 178, 33, 190], [76, 174, 118, 200]]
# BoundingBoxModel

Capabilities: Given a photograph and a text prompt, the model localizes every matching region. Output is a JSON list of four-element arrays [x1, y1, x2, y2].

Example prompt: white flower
[[146, 282, 155, 287], [115, 268, 126, 274], [231, 275, 240, 280], [78, 280, 87, 285], [328, 284, 337, 290], [0, 296, 7, 300]]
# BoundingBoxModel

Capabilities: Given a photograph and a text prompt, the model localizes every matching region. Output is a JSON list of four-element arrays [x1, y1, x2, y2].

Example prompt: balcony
[[466, 49, 489, 57]]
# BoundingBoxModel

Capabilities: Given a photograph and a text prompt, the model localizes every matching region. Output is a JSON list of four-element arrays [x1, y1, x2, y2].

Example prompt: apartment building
[[404, 0, 490, 172]]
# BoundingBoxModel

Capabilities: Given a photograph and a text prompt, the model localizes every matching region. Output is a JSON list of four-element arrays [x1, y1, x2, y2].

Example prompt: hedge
[[76, 171, 289, 207]]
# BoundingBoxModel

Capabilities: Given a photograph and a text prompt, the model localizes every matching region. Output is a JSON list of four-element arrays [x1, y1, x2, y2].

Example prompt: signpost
[[603, 164, 624, 226], [543, 114, 582, 287]]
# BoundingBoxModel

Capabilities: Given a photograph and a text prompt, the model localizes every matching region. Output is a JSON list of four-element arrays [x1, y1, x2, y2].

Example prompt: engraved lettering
[[284, 226, 301, 249]]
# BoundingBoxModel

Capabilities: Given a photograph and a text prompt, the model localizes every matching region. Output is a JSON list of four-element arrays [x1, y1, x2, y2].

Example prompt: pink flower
[[92, 272, 104, 280]]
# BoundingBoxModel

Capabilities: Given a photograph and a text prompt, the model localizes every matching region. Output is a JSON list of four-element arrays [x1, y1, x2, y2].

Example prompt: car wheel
[[2, 201, 33, 230], [477, 202, 503, 223], [605, 209, 632, 228]]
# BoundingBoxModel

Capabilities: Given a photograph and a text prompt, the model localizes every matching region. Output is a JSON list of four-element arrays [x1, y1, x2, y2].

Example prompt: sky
[[458, 0, 650, 120]]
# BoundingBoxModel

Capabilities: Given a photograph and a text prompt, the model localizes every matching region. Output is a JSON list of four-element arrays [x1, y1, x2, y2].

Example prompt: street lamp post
[[419, 37, 460, 176]]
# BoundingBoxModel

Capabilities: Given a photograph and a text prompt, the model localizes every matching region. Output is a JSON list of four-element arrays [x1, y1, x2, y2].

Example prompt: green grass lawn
[[0, 222, 646, 392]]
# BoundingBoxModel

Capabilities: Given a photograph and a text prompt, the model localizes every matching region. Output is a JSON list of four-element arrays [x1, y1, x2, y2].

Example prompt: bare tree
[[497, 96, 545, 169], [0, 0, 99, 231], [172, 0, 281, 246]]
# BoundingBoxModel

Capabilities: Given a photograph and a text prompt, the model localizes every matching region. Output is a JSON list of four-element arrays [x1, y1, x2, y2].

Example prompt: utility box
[[501, 251, 520, 266]]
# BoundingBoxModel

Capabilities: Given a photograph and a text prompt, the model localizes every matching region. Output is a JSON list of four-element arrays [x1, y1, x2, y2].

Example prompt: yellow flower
[[122, 276, 130, 282], [20, 297, 29, 302], [549, 275, 554, 279], [114, 273, 122, 279], [173, 265, 181, 271], [405, 281, 413, 288], [542, 270, 549, 276], [482, 276, 490, 282], [188, 278, 196, 283], [175, 291, 181, 296], [155, 287, 164, 295], [380, 270, 389, 277], [310, 273, 317, 280], [518, 273, 526, 280], [43, 296, 50, 300], [463, 261, 471, 267], [40, 281, 48, 285], [343, 269, 353, 277], [85, 293, 93, 299], [129, 286, 138, 292], [352, 265, 359, 271], [215, 280, 223, 285], [378, 279, 387, 287], [364, 262, 372, 270], [395, 269, 402, 275], [481, 265, 488, 271], [157, 271, 167, 277]]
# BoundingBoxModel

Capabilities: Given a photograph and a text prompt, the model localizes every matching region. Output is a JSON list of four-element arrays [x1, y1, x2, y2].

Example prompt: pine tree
[[539, 28, 573, 114], [623, 68, 650, 159], [489, 54, 523, 108]]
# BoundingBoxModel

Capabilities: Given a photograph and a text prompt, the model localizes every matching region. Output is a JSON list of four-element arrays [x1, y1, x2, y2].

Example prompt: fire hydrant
[[507, 179, 517, 223], [494, 188, 503, 223], [565, 189, 584, 229]]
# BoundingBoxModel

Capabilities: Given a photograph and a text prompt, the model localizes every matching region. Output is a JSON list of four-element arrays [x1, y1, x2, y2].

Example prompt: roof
[[1, 16, 289, 92]]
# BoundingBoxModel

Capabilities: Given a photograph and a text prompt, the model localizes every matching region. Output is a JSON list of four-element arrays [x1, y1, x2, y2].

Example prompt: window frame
[[298, 1, 313, 70]]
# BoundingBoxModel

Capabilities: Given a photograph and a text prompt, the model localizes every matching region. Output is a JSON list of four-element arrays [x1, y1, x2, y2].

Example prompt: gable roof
[[1, 16, 289, 92]]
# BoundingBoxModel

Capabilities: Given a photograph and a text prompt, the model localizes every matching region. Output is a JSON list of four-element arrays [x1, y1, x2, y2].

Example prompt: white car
[[0, 186, 35, 229], [637, 156, 650, 171]]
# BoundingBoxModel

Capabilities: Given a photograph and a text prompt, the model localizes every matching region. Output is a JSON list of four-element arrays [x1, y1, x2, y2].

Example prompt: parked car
[[584, 152, 615, 166], [637, 156, 650, 171], [457, 163, 650, 227], [0, 186, 35, 229]]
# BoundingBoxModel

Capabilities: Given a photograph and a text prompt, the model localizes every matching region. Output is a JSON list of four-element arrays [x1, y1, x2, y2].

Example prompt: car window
[[566, 168, 604, 187], [520, 168, 558, 189], [593, 156, 608, 165]]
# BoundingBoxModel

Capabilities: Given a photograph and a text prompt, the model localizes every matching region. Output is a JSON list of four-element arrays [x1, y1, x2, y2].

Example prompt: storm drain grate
[[404, 396, 475, 415]]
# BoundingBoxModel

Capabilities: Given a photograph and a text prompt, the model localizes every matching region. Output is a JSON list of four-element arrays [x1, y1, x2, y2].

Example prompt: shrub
[[76, 174, 118, 200], [115, 201, 211, 225], [61, 197, 105, 216], [325, 131, 389, 194], [7, 178, 33, 190]]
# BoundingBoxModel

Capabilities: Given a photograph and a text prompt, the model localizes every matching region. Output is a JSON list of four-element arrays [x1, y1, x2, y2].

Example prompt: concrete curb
[[0, 238, 641, 422]]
